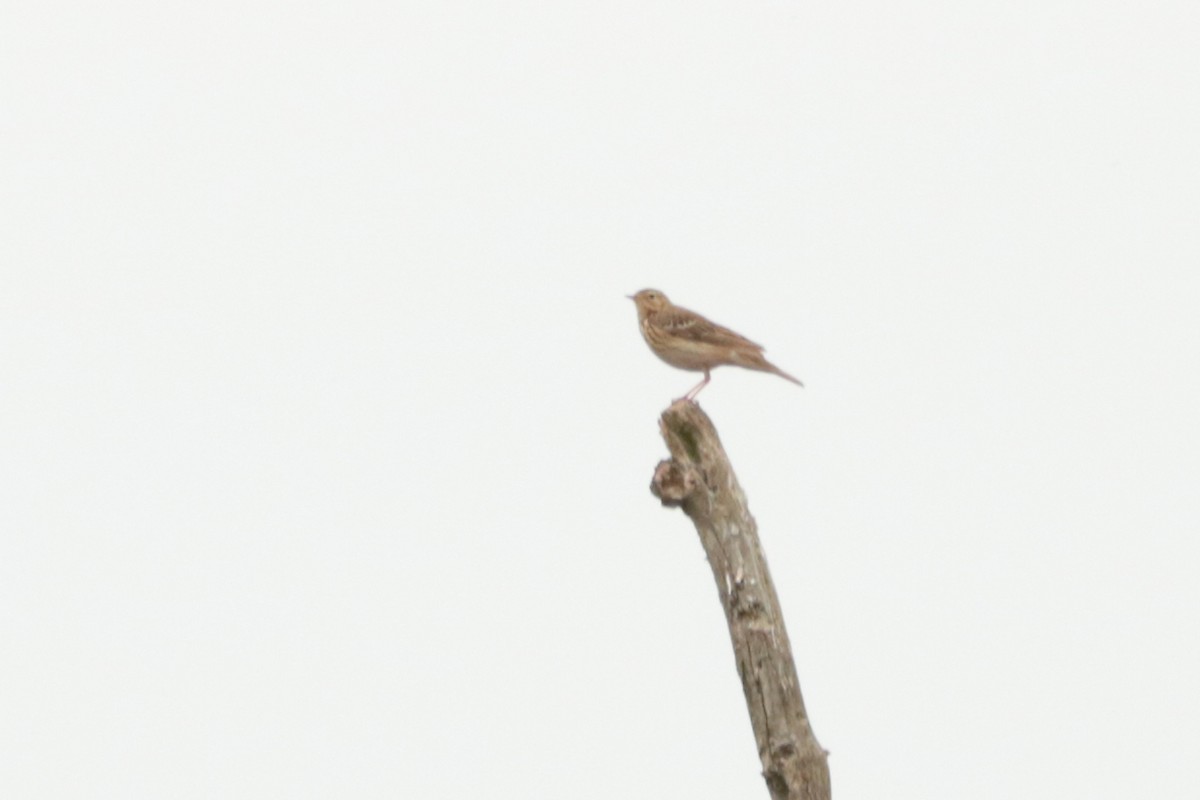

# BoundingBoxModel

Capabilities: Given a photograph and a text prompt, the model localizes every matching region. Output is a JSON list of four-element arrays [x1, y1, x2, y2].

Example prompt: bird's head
[[627, 289, 670, 318]]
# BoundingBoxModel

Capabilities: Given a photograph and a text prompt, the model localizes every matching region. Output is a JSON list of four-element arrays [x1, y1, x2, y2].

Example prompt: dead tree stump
[[650, 400, 830, 800]]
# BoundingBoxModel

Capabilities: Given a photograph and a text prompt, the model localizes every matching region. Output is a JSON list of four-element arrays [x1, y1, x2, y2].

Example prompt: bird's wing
[[657, 306, 764, 350]]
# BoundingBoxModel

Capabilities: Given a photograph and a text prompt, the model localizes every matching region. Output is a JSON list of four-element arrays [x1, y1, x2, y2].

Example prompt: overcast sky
[[3, 1, 1199, 798]]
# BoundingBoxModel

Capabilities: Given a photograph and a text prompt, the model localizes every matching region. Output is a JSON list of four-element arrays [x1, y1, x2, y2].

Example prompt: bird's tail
[[736, 350, 804, 388], [769, 364, 804, 388]]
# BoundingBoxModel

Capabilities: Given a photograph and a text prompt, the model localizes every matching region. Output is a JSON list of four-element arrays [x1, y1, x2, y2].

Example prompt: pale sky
[[3, 1, 1199, 798]]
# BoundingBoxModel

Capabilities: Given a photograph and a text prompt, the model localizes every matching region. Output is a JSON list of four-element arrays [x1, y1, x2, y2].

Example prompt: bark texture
[[650, 400, 830, 800]]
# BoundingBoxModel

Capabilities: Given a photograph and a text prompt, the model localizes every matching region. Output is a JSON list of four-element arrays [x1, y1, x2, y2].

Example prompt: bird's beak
[[625, 294, 635, 300]]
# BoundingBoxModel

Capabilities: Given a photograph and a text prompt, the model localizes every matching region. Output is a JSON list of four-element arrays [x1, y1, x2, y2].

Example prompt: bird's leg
[[683, 369, 711, 402]]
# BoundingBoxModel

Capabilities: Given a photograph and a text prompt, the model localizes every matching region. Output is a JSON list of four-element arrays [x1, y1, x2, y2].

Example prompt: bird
[[627, 289, 803, 401]]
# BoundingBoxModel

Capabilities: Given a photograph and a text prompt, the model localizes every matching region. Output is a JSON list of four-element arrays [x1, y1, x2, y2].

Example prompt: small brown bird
[[628, 289, 803, 401]]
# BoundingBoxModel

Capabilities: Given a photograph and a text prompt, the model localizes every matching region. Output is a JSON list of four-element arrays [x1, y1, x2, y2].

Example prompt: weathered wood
[[650, 400, 830, 800]]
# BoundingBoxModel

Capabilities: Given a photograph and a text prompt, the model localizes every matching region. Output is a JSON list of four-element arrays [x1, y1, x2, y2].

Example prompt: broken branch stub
[[649, 400, 830, 800]]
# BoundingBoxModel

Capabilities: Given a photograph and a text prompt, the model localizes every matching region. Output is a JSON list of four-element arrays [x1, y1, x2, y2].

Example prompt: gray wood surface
[[650, 401, 830, 800]]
